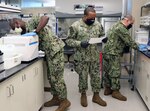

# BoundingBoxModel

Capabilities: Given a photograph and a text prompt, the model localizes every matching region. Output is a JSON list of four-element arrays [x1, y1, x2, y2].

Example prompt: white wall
[[56, 0, 122, 14], [131, 0, 147, 34]]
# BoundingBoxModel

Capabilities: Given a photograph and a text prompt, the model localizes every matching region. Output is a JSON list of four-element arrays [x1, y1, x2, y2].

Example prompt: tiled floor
[[41, 66, 148, 111]]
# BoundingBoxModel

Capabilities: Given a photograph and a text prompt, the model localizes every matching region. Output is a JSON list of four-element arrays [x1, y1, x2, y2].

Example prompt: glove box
[[2, 35, 39, 62]]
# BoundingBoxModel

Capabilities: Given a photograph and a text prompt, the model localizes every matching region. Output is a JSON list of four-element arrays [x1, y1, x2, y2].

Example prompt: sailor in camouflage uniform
[[9, 16, 70, 111], [103, 15, 138, 101], [66, 7, 107, 107]]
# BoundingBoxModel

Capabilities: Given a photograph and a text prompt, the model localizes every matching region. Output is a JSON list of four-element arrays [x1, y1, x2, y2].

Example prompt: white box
[[135, 30, 149, 44], [3, 35, 39, 62], [4, 54, 22, 69]]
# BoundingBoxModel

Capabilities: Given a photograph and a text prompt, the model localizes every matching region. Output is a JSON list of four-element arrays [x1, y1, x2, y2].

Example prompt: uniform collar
[[120, 21, 127, 29]]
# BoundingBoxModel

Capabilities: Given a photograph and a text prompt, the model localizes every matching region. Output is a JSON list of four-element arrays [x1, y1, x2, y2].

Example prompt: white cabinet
[[135, 51, 150, 109], [0, 74, 22, 111], [0, 59, 44, 111], [34, 61, 44, 111]]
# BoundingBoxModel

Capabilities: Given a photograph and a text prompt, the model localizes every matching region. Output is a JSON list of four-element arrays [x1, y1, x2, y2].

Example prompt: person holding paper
[[9, 16, 71, 111], [103, 15, 138, 101], [66, 7, 106, 107]]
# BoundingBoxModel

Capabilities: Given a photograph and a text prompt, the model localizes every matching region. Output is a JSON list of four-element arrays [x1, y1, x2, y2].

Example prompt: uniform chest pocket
[[77, 28, 89, 40], [92, 30, 100, 36]]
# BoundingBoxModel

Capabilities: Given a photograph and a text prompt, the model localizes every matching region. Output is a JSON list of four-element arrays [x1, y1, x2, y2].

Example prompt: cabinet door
[[0, 72, 26, 111], [0, 81, 11, 111], [8, 74, 25, 111], [135, 51, 141, 90], [139, 55, 147, 98], [0, 74, 24, 111], [145, 60, 150, 108], [34, 60, 44, 111], [20, 68, 35, 111]]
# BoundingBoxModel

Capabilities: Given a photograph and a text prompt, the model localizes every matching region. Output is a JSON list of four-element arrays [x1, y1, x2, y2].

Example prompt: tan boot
[[81, 92, 88, 107], [55, 99, 71, 111], [44, 95, 60, 107], [92, 92, 107, 106], [112, 90, 127, 101], [104, 87, 113, 96]]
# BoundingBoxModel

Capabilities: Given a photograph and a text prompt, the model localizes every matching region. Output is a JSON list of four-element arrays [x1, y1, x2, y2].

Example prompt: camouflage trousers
[[103, 54, 121, 90], [74, 61, 101, 93], [45, 49, 67, 99]]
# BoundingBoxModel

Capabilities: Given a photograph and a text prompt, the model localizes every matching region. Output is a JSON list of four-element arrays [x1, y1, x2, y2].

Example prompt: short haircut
[[9, 18, 22, 26], [123, 14, 133, 21], [84, 7, 96, 16]]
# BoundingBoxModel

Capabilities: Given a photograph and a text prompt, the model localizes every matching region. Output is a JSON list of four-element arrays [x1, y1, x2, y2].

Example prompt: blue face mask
[[85, 18, 95, 25]]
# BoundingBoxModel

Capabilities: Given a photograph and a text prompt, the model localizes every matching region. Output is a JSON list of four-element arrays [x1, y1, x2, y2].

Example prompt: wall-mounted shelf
[[0, 3, 21, 13]]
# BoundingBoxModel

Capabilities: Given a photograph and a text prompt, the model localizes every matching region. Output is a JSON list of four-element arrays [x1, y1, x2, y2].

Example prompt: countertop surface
[[0, 57, 43, 83], [140, 50, 150, 58]]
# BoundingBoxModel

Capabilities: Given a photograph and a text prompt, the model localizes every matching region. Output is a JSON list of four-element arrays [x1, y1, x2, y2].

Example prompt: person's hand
[[81, 41, 90, 48], [102, 37, 108, 43], [22, 32, 37, 36]]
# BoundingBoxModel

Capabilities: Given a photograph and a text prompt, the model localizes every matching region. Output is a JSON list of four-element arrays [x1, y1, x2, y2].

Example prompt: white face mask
[[14, 27, 22, 34]]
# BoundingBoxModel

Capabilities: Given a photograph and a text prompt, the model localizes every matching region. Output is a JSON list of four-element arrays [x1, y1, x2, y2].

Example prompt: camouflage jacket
[[103, 21, 138, 56], [27, 16, 65, 57], [66, 19, 104, 61]]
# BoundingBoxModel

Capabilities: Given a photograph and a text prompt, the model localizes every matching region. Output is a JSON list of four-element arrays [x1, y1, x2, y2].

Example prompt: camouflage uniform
[[66, 19, 104, 93], [27, 16, 67, 99], [103, 21, 138, 90]]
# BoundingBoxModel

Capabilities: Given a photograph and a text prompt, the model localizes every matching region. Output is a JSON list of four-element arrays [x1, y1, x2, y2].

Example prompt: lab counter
[[0, 57, 43, 83], [134, 50, 150, 110], [0, 57, 44, 111], [140, 50, 150, 58]]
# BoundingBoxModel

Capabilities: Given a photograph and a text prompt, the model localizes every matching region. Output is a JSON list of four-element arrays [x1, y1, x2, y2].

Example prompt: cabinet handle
[[24, 74, 26, 80], [147, 74, 149, 79], [34, 67, 38, 76], [10, 85, 14, 95], [36, 67, 39, 75], [145, 96, 148, 102], [6, 87, 11, 97], [138, 67, 140, 72], [22, 75, 24, 81]]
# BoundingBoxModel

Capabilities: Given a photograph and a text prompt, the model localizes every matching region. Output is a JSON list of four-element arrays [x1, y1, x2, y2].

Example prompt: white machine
[[2, 35, 39, 62]]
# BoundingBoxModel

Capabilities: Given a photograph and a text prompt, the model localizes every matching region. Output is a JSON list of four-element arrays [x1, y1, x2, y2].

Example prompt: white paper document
[[89, 37, 106, 44]]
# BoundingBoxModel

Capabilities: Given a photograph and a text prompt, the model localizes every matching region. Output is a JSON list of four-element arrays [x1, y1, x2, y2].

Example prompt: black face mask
[[85, 18, 95, 26], [21, 28, 27, 35], [126, 24, 132, 30]]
